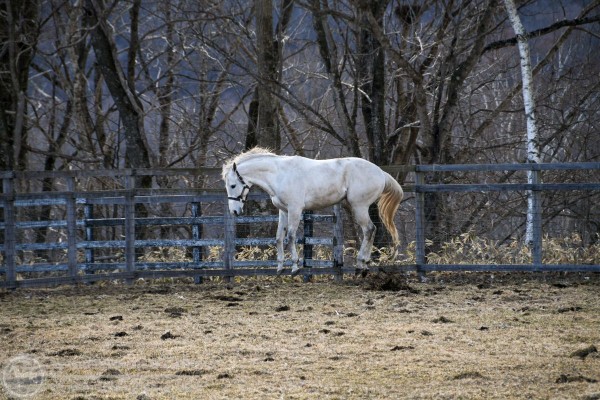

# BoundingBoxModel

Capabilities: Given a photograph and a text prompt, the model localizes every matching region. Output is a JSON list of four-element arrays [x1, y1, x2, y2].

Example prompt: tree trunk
[[503, 0, 541, 244], [356, 1, 389, 250], [0, 0, 38, 171], [358, 1, 387, 165], [84, 0, 152, 185], [245, 89, 260, 150], [255, 0, 280, 150]]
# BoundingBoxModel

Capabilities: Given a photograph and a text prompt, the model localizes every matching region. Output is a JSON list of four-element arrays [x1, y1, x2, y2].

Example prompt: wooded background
[[1, 0, 599, 248]]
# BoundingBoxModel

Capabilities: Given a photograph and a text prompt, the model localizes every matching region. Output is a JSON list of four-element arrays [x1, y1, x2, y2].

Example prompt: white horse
[[222, 147, 403, 276]]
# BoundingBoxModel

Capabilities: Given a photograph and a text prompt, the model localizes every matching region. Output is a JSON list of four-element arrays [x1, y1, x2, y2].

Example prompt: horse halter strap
[[228, 162, 251, 203]]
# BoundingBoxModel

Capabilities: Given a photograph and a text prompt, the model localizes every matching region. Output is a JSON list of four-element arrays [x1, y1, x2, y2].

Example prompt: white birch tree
[[502, 0, 541, 245]]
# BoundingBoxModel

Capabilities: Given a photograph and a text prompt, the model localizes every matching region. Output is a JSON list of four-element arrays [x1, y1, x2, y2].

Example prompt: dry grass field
[[1, 272, 599, 399]]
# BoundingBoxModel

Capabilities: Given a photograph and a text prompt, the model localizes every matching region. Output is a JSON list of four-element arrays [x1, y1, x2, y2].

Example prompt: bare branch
[[484, 14, 600, 53]]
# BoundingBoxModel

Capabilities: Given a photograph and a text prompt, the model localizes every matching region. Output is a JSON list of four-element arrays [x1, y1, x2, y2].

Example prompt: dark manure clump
[[363, 272, 420, 293]]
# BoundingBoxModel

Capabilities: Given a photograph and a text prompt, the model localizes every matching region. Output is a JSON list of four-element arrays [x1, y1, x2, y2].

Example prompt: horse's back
[[276, 156, 385, 209], [286, 156, 383, 184], [304, 156, 386, 200]]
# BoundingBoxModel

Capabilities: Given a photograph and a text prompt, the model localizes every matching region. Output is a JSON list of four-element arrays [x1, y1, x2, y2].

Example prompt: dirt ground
[[1, 272, 599, 399]]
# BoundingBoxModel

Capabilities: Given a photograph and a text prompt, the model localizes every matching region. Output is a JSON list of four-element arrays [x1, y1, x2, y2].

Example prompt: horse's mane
[[221, 147, 277, 179]]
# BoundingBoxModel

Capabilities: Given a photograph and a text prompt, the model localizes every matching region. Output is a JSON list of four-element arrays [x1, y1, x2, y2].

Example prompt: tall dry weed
[[28, 234, 597, 267]]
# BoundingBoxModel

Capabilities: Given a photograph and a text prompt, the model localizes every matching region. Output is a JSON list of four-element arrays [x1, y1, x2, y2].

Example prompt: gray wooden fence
[[0, 169, 345, 289], [1, 162, 599, 289], [407, 162, 600, 274]]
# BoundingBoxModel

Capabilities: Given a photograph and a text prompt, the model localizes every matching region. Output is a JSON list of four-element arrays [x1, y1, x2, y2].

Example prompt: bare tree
[[502, 0, 541, 245], [0, 0, 38, 171], [83, 0, 152, 187], [239, 0, 293, 152]]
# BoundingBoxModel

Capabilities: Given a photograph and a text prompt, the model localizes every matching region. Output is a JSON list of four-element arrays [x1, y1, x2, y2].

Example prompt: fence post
[[303, 211, 313, 282], [530, 168, 543, 270], [65, 176, 78, 282], [2, 175, 16, 289], [223, 200, 235, 282], [191, 202, 203, 284], [414, 169, 426, 280], [124, 172, 136, 284], [333, 204, 344, 282]]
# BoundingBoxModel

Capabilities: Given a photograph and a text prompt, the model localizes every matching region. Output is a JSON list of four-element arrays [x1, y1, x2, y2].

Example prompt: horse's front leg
[[276, 210, 288, 275], [286, 210, 302, 276]]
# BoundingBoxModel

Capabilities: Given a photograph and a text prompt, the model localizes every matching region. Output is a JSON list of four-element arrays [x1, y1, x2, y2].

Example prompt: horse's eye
[[230, 184, 236, 189]]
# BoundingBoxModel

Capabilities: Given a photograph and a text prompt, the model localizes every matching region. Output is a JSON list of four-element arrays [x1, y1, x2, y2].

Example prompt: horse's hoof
[[355, 268, 369, 277], [291, 267, 301, 277], [276, 268, 284, 276]]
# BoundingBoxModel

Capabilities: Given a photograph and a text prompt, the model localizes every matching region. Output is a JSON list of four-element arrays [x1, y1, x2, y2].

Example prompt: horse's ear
[[232, 162, 237, 172]]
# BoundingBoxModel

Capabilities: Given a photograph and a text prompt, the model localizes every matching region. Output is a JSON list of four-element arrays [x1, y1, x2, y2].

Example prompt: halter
[[227, 162, 251, 203]]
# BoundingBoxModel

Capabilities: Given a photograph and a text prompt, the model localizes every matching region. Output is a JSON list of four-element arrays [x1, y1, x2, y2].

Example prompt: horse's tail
[[378, 172, 403, 247]]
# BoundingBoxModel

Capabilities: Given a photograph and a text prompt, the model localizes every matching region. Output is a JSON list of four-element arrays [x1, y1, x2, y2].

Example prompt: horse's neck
[[239, 157, 279, 196]]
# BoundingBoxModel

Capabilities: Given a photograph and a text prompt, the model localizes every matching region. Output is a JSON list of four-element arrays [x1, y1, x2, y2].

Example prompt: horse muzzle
[[228, 201, 243, 216]]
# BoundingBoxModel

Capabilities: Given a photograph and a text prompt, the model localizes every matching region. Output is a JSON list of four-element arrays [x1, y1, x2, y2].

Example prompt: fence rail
[[1, 162, 599, 289]]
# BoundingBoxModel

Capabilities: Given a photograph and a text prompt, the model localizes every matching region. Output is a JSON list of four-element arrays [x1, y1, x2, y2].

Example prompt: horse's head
[[223, 162, 251, 216]]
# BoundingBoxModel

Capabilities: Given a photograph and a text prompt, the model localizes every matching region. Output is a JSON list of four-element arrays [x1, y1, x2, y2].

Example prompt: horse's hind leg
[[276, 210, 288, 275], [353, 206, 376, 276], [286, 209, 302, 276]]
